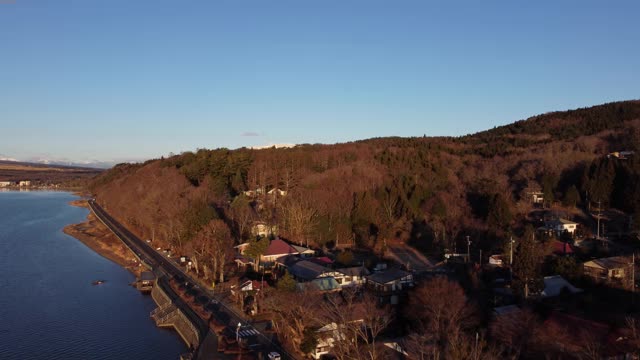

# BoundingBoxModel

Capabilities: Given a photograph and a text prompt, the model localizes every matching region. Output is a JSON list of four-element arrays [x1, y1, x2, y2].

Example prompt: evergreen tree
[[563, 185, 580, 208], [513, 226, 544, 298], [277, 270, 297, 292], [487, 193, 513, 232]]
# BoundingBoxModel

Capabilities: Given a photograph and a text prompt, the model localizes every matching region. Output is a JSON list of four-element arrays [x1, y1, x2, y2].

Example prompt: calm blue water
[[0, 191, 186, 359]]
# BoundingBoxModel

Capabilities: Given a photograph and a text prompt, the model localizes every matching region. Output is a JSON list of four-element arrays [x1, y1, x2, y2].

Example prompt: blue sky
[[1, 0, 639, 165]]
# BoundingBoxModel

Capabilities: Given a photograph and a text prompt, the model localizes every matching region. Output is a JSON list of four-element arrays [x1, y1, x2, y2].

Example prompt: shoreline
[[64, 199, 144, 278]]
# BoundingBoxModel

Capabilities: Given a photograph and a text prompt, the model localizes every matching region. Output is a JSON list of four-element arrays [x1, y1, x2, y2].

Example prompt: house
[[335, 266, 370, 287], [583, 256, 633, 289], [251, 221, 277, 238], [366, 268, 414, 304], [297, 277, 341, 293], [489, 255, 504, 267], [527, 191, 544, 205], [137, 271, 155, 292], [18, 180, 31, 187], [234, 242, 251, 255], [383, 338, 411, 358], [243, 187, 265, 197], [308, 256, 334, 267], [0, 181, 12, 187], [267, 188, 287, 197], [238, 280, 263, 292], [608, 150, 635, 159], [291, 244, 315, 258], [550, 240, 574, 256], [260, 238, 313, 265], [544, 218, 578, 236], [284, 258, 341, 282], [310, 323, 341, 359], [540, 275, 582, 298]]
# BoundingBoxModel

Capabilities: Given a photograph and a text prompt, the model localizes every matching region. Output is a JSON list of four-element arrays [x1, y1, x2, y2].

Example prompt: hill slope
[[90, 100, 640, 255]]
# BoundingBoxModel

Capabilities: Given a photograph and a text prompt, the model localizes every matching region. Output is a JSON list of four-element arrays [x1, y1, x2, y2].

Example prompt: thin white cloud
[[241, 131, 260, 137]]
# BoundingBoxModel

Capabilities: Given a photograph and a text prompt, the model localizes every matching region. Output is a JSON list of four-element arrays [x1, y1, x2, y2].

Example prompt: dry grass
[[64, 200, 144, 277], [0, 163, 67, 172]]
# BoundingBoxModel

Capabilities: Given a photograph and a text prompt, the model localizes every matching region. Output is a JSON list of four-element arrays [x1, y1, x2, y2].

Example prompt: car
[[267, 352, 281, 360]]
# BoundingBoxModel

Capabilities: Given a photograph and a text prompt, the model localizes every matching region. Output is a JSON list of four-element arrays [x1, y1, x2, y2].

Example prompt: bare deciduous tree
[[321, 290, 393, 360], [282, 197, 318, 247], [263, 290, 322, 355], [405, 277, 477, 356]]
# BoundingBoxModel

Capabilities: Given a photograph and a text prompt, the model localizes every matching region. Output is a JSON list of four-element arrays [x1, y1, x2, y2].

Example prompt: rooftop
[[337, 266, 370, 277], [263, 238, 300, 257], [288, 260, 332, 281], [541, 275, 582, 297], [366, 268, 412, 285], [584, 256, 631, 270], [297, 277, 341, 292]]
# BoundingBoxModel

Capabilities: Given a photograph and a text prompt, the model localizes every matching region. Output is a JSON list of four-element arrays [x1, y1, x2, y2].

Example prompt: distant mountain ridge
[[0, 160, 105, 171], [0, 160, 103, 184]]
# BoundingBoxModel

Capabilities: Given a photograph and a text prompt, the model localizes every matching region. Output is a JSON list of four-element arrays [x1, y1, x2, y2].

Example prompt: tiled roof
[[552, 240, 574, 255], [264, 239, 299, 256]]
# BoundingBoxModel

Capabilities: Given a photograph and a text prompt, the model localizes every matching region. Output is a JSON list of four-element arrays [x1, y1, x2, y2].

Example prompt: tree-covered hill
[[90, 100, 640, 257]]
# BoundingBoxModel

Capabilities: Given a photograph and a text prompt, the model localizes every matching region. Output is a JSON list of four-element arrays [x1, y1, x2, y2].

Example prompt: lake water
[[0, 191, 186, 359]]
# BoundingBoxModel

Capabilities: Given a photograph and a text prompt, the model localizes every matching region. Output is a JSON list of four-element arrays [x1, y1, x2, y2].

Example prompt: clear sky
[[1, 0, 639, 165]]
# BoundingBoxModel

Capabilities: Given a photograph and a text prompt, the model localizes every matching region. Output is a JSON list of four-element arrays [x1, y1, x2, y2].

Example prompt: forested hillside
[[90, 100, 640, 258]]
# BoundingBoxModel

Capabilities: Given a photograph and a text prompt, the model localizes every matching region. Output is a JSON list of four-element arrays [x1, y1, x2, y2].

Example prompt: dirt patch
[[64, 200, 144, 277]]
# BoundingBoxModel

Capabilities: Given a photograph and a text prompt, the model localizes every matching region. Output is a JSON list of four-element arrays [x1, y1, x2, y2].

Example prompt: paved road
[[88, 200, 295, 360], [387, 244, 435, 272]]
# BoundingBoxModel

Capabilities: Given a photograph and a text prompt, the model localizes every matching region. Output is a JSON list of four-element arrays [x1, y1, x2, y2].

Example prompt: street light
[[236, 322, 242, 343], [466, 236, 471, 263], [509, 237, 515, 265]]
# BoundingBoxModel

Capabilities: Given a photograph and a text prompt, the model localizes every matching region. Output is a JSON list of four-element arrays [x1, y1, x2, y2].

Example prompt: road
[[387, 244, 435, 273], [88, 200, 295, 360]]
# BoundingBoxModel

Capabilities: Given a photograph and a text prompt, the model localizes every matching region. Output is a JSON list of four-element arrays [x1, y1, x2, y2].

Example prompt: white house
[[545, 218, 578, 235], [310, 323, 341, 359], [0, 181, 12, 187], [243, 187, 265, 197], [527, 191, 544, 205], [489, 255, 504, 267], [336, 266, 370, 287], [19, 180, 31, 187], [267, 188, 287, 197]]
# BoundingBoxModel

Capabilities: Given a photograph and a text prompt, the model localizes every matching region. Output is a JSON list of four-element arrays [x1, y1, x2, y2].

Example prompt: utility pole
[[632, 253, 635, 294], [479, 249, 482, 266], [597, 200, 601, 239], [466, 236, 471, 263]]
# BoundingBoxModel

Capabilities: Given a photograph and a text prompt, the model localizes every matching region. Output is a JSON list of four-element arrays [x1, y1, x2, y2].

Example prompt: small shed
[[137, 271, 156, 292]]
